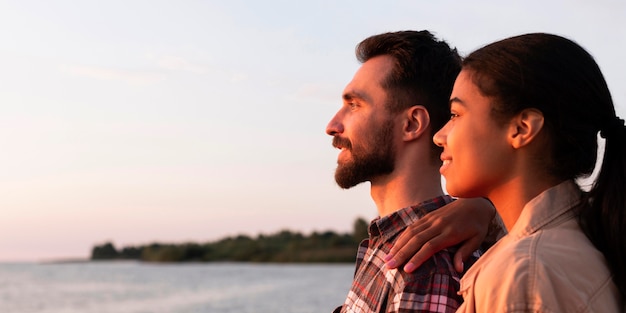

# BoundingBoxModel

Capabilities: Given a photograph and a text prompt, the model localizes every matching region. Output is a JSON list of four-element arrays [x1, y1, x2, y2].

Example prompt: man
[[327, 31, 487, 313]]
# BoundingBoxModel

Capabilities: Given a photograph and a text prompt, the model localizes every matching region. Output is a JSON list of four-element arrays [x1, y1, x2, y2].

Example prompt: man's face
[[325, 55, 399, 189]]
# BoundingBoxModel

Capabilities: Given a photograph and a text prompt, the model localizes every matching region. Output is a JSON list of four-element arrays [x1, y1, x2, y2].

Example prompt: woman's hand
[[385, 198, 496, 273]]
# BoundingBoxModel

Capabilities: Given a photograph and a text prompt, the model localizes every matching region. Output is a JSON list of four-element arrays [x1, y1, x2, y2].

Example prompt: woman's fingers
[[386, 198, 495, 273]]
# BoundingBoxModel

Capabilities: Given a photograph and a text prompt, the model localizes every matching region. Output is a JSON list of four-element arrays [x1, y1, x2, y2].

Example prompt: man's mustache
[[332, 136, 352, 150]]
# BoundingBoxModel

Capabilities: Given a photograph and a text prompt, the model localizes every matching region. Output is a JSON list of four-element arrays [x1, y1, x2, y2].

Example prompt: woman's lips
[[440, 159, 451, 174]]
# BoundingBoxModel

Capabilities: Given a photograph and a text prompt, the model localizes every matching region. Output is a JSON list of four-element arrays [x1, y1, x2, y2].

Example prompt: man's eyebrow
[[343, 90, 370, 103]]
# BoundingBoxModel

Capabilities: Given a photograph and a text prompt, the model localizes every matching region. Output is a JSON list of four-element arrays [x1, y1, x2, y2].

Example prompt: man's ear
[[508, 108, 544, 149], [403, 105, 430, 142]]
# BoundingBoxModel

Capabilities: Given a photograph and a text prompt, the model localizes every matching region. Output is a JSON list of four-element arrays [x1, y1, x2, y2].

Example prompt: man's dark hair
[[355, 30, 462, 162]]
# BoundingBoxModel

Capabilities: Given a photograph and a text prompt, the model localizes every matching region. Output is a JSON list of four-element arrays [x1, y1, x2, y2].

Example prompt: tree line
[[91, 217, 370, 263]]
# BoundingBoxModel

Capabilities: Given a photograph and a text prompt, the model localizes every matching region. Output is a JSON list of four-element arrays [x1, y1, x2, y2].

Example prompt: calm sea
[[0, 262, 354, 313]]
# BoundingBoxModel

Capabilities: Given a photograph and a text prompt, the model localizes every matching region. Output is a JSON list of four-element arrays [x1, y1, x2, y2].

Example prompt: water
[[0, 262, 354, 313]]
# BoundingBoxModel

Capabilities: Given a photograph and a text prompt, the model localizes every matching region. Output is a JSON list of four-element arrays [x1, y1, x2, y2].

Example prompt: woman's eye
[[450, 113, 459, 120]]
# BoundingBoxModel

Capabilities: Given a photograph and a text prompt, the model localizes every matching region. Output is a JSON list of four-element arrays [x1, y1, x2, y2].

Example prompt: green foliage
[[91, 242, 119, 260], [353, 217, 370, 242], [89, 218, 370, 263], [119, 246, 143, 259]]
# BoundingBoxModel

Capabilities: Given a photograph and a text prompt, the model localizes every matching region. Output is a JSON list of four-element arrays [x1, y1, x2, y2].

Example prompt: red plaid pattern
[[334, 196, 481, 313]]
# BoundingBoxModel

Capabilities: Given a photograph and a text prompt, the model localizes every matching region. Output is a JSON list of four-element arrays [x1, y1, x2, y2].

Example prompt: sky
[[0, 0, 624, 262]]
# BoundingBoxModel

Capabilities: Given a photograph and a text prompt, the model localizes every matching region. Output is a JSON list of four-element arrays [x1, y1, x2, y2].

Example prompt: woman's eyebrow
[[449, 97, 466, 107]]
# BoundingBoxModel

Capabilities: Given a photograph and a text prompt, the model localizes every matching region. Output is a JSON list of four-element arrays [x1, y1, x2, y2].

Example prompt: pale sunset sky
[[1, 0, 624, 261]]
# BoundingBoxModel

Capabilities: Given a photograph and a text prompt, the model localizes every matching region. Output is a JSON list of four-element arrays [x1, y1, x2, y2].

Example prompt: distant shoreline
[[90, 219, 370, 263], [39, 258, 91, 264]]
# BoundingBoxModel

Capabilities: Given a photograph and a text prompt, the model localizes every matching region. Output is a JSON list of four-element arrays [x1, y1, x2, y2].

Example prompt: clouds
[[59, 53, 212, 85], [60, 64, 165, 85], [0, 1, 624, 261], [153, 55, 207, 74]]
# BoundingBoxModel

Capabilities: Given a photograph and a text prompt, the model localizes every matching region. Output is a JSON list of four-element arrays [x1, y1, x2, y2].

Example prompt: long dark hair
[[463, 33, 626, 299]]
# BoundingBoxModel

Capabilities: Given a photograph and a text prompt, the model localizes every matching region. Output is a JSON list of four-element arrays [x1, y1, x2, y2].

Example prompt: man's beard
[[334, 122, 396, 189]]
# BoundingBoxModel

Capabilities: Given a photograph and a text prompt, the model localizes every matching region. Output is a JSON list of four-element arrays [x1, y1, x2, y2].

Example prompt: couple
[[328, 30, 625, 312]]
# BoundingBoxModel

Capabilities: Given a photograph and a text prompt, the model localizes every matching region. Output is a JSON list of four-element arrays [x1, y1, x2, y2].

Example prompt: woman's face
[[434, 70, 514, 199]]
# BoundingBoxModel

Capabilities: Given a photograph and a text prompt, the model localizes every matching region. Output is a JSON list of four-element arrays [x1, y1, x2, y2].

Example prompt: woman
[[416, 33, 624, 311]]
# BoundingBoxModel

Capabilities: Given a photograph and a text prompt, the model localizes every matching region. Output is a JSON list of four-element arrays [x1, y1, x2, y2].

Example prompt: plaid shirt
[[334, 196, 481, 313]]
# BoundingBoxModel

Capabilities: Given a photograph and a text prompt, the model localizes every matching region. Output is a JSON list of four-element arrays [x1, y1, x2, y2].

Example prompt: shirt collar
[[509, 180, 583, 238], [369, 195, 454, 243]]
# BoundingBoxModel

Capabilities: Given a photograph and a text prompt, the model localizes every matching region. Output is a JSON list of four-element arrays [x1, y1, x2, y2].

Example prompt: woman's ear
[[508, 108, 544, 149], [403, 105, 430, 141]]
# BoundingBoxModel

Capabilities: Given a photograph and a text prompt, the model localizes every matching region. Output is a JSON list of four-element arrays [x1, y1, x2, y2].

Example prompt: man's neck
[[370, 166, 444, 217]]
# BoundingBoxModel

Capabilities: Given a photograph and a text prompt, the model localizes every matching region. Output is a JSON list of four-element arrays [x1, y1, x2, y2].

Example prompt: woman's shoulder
[[530, 217, 607, 272], [480, 218, 618, 311]]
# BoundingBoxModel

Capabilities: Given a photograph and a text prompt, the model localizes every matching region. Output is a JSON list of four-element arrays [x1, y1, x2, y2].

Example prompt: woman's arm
[[385, 197, 505, 272]]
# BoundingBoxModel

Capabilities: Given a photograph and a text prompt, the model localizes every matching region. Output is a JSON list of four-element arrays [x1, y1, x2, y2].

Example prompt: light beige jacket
[[456, 180, 624, 312]]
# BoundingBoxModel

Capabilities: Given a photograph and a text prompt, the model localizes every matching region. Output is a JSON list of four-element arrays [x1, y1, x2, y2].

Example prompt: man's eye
[[450, 113, 459, 120]]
